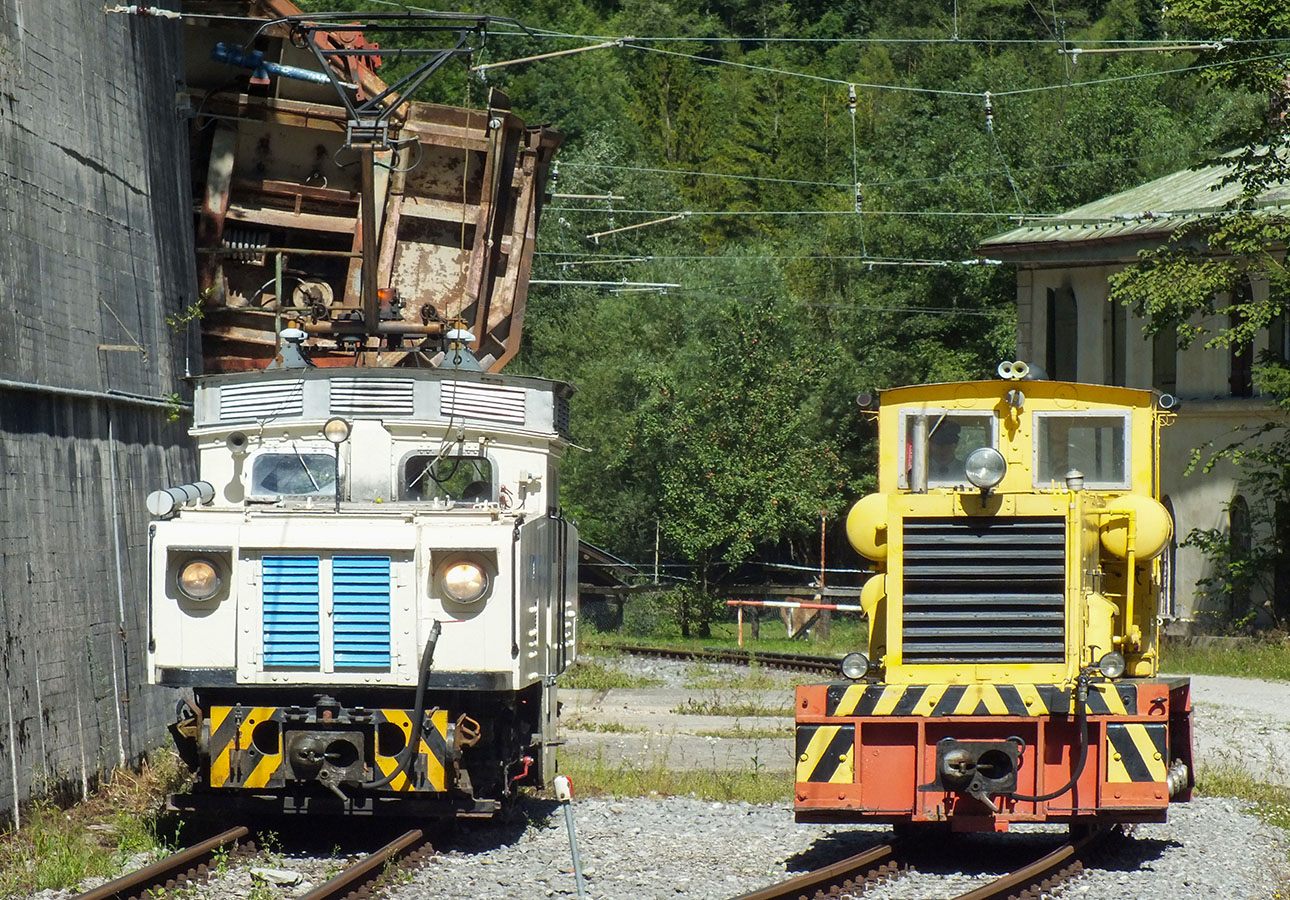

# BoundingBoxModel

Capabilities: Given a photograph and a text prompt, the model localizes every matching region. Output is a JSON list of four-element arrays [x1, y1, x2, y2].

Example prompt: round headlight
[[442, 562, 488, 603], [841, 652, 870, 680], [178, 559, 221, 601], [323, 417, 351, 444], [964, 447, 1007, 489], [1098, 650, 1127, 679]]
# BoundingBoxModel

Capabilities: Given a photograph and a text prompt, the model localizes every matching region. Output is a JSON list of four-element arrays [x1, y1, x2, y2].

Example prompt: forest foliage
[[300, 0, 1277, 609]]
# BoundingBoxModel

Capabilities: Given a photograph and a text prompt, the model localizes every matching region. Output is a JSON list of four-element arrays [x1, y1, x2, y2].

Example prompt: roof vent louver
[[441, 382, 526, 425], [330, 378, 415, 416], [219, 381, 305, 421]]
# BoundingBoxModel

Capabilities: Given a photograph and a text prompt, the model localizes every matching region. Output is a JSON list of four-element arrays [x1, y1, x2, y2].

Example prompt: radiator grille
[[901, 517, 1066, 664], [330, 379, 414, 416], [262, 556, 320, 667], [441, 382, 526, 425], [332, 556, 391, 668], [260, 555, 391, 670], [220, 381, 304, 421]]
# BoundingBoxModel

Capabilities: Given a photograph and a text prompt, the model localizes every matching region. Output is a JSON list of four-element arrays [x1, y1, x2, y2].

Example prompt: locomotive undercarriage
[[169, 683, 545, 818]]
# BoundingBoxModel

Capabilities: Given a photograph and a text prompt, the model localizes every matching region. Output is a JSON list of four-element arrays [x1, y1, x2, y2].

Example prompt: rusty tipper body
[[795, 366, 1193, 832]]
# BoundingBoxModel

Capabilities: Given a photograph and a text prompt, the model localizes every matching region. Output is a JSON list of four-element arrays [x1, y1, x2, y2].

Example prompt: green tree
[[1107, 0, 1290, 627]]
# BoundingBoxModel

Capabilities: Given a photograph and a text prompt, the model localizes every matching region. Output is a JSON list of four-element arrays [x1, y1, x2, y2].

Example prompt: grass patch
[[674, 695, 793, 718], [558, 749, 791, 805], [564, 721, 645, 734], [1164, 639, 1290, 681], [694, 725, 790, 740], [560, 660, 663, 690], [682, 662, 782, 691], [1195, 763, 1290, 830], [0, 751, 189, 897], [1195, 764, 1290, 896], [583, 615, 869, 659]]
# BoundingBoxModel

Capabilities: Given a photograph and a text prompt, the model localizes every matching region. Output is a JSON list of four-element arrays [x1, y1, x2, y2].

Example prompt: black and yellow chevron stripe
[[208, 706, 450, 792], [823, 683, 1136, 718], [795, 724, 854, 784], [372, 709, 450, 792], [1106, 723, 1168, 783], [209, 706, 280, 789]]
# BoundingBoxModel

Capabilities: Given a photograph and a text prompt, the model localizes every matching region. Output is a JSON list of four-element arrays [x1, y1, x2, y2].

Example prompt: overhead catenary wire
[[556, 148, 1213, 191], [621, 42, 1290, 100], [481, 22, 1286, 47], [551, 206, 1056, 219]]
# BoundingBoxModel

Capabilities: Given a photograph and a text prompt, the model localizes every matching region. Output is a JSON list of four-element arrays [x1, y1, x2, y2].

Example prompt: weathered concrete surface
[[0, 3, 196, 821]]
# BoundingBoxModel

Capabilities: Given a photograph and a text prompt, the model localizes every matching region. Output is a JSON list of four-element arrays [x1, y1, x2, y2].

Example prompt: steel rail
[[597, 642, 840, 674], [949, 825, 1113, 900], [73, 825, 251, 900], [728, 842, 899, 900], [297, 828, 430, 900]]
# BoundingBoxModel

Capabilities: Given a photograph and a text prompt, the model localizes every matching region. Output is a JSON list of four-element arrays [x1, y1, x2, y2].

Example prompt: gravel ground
[[44, 655, 1290, 900]]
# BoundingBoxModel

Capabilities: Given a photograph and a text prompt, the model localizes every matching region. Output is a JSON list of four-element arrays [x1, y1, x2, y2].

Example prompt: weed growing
[[557, 748, 790, 805], [1165, 639, 1290, 681], [0, 750, 191, 897], [560, 659, 663, 690], [1196, 763, 1290, 830], [674, 694, 793, 718]]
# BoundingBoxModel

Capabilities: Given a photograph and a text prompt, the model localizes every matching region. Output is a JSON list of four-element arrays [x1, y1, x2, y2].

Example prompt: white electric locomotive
[[147, 335, 578, 817]]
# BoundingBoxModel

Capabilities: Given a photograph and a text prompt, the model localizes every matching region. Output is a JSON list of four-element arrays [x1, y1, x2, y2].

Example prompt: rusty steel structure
[[184, 1, 561, 371]]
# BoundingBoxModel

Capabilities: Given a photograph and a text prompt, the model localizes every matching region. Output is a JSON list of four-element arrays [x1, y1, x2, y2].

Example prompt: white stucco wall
[[1013, 262, 1283, 627]]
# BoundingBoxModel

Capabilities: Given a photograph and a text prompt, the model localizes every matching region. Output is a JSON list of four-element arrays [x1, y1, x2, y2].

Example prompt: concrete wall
[[0, 2, 196, 822]]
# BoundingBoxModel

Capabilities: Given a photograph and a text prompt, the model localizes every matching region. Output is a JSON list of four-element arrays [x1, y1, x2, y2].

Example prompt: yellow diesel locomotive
[[795, 364, 1192, 832]]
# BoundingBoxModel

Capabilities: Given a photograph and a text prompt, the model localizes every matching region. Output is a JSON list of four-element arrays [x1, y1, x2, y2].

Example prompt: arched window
[[1229, 494, 1252, 616], [1046, 286, 1077, 381], [1153, 328, 1177, 394], [1230, 280, 1254, 397], [1161, 496, 1177, 619]]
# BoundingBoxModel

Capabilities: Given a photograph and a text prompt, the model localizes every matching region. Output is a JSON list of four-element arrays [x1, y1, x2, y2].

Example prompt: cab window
[[898, 411, 996, 488], [1033, 411, 1130, 489], [402, 454, 494, 505], [250, 451, 336, 497]]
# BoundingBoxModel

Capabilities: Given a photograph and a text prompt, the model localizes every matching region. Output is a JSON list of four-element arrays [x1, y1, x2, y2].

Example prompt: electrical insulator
[[847, 84, 857, 113], [984, 91, 995, 132]]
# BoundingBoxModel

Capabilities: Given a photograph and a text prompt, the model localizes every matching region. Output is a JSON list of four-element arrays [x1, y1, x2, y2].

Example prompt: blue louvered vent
[[332, 556, 391, 669], [263, 556, 320, 668]]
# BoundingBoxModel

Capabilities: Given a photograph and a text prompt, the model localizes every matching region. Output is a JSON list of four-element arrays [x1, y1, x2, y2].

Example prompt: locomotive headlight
[[1098, 650, 1127, 679], [964, 447, 1007, 490], [442, 562, 488, 603], [178, 559, 221, 601], [841, 652, 870, 680]]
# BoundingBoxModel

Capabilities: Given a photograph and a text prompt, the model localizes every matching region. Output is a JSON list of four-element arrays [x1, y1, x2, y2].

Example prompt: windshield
[[250, 451, 336, 497], [1034, 411, 1130, 488], [900, 412, 996, 487], [402, 454, 494, 505]]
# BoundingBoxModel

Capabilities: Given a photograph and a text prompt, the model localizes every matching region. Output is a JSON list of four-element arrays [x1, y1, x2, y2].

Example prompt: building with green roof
[[981, 159, 1289, 630]]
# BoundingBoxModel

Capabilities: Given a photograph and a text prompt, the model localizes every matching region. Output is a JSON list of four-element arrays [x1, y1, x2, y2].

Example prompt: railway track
[[597, 642, 841, 675], [71, 826, 433, 900], [72, 826, 255, 900], [298, 829, 432, 900], [730, 826, 1113, 900]]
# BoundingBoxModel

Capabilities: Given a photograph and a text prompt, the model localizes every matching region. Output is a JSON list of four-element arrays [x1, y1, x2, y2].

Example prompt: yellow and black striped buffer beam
[[824, 683, 1136, 718], [373, 709, 450, 792], [1106, 723, 1168, 783], [795, 724, 854, 784], [209, 706, 281, 789]]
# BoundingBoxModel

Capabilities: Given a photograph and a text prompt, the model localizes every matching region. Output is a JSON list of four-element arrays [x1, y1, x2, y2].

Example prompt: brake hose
[[368, 620, 442, 789], [1011, 674, 1091, 803]]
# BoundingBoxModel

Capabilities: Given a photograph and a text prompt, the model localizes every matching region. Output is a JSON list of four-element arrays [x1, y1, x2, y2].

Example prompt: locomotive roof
[[879, 379, 1156, 405]]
